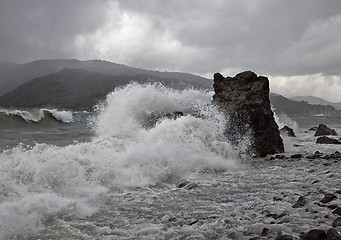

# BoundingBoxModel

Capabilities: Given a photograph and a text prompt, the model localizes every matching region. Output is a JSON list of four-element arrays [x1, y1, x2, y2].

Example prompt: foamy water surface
[[0, 84, 341, 239]]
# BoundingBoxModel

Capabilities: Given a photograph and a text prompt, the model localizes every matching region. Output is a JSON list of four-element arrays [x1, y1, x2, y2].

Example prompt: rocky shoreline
[[158, 151, 341, 240], [258, 152, 341, 240], [260, 125, 341, 239], [174, 116, 341, 240]]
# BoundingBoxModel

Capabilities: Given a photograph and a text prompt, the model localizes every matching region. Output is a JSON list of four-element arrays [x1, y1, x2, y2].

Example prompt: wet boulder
[[314, 124, 338, 136], [332, 207, 341, 216], [309, 126, 318, 131], [307, 151, 323, 159], [320, 193, 338, 204], [280, 126, 296, 137], [290, 154, 302, 159], [300, 229, 326, 240], [212, 71, 284, 157], [292, 195, 308, 208], [316, 136, 341, 145], [326, 228, 341, 240], [332, 217, 341, 228], [275, 234, 293, 240]]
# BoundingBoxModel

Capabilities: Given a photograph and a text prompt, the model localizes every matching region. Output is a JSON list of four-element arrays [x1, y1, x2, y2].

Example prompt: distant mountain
[[270, 93, 341, 117], [3, 59, 337, 115], [0, 68, 210, 111], [0, 59, 85, 95], [291, 96, 341, 110], [0, 59, 211, 96]]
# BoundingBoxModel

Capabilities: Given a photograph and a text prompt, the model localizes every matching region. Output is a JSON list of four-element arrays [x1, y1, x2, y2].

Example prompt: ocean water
[[0, 83, 341, 240]]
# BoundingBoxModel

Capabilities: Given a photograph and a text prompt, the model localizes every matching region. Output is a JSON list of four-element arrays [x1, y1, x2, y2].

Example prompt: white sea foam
[[93, 83, 215, 137], [49, 109, 73, 123], [0, 83, 240, 238], [274, 112, 298, 133], [0, 109, 74, 123], [1, 109, 44, 122], [1, 84, 341, 239]]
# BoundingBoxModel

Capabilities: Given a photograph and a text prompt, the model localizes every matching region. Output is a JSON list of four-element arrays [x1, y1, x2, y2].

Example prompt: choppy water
[[1, 84, 341, 239]]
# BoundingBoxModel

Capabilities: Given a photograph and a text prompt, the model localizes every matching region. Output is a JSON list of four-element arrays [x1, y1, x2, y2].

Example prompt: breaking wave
[[0, 109, 74, 123], [0, 83, 241, 239]]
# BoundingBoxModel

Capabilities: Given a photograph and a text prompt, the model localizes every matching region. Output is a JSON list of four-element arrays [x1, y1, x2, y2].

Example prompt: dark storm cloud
[[116, 0, 341, 76], [0, 0, 109, 63], [1, 0, 341, 101]]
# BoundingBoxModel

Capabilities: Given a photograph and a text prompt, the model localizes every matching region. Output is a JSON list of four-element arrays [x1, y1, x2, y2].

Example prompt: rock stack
[[212, 71, 284, 157]]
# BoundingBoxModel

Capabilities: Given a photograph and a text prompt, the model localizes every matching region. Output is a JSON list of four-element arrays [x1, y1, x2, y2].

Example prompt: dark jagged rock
[[290, 154, 302, 159], [332, 207, 341, 216], [309, 126, 318, 131], [293, 196, 308, 208], [280, 126, 296, 137], [326, 228, 341, 240], [177, 180, 198, 190], [300, 229, 326, 240], [307, 151, 323, 159], [316, 136, 341, 145], [332, 217, 341, 228], [327, 204, 339, 210], [261, 227, 271, 236], [275, 234, 293, 240], [320, 194, 337, 203], [269, 155, 288, 161], [212, 71, 284, 157], [178, 180, 191, 188], [314, 124, 338, 136], [323, 152, 341, 160]]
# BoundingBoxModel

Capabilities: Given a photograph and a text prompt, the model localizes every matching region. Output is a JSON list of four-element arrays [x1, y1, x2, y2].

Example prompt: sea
[[0, 83, 341, 240]]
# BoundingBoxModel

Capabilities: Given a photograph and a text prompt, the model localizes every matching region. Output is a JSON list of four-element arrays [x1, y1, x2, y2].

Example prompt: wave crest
[[0, 109, 73, 123]]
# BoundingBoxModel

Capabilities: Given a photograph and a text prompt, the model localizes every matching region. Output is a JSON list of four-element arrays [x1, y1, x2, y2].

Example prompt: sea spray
[[93, 83, 215, 138], [273, 111, 299, 152], [0, 83, 241, 238], [274, 112, 298, 133], [90, 83, 240, 186]]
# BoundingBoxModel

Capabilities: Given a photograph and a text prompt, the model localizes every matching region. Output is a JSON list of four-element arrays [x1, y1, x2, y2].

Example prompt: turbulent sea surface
[[1, 84, 341, 239]]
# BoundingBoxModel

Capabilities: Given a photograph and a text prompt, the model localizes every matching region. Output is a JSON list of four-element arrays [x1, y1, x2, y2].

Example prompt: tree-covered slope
[[0, 68, 209, 110]]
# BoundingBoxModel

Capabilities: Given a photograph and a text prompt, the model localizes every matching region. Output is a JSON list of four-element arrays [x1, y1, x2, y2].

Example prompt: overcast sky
[[1, 0, 341, 101]]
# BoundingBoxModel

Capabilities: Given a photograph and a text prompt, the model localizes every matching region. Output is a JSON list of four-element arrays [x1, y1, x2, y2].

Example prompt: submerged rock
[[178, 180, 191, 188], [332, 207, 341, 216], [292, 196, 308, 208], [314, 124, 338, 136], [316, 136, 341, 145], [261, 227, 271, 236], [145, 111, 184, 128], [300, 229, 326, 240], [275, 234, 293, 240], [269, 155, 288, 161], [280, 126, 296, 137], [326, 228, 341, 240], [309, 126, 318, 131], [307, 151, 323, 159], [290, 154, 302, 159], [177, 180, 198, 190], [212, 71, 284, 157], [320, 193, 338, 204], [332, 217, 341, 228]]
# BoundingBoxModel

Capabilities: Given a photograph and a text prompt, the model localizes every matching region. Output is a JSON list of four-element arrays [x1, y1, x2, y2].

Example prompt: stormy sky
[[1, 0, 341, 101]]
